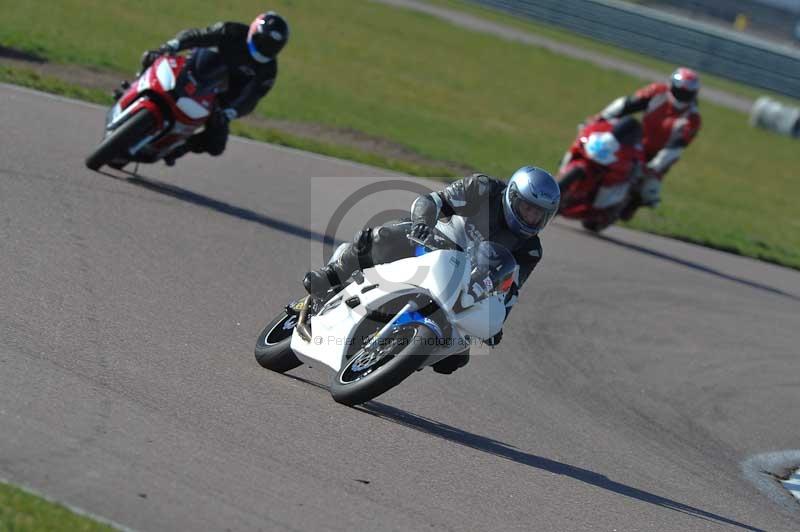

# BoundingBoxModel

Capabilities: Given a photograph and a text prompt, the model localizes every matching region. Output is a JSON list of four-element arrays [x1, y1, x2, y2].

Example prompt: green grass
[[0, 65, 112, 105], [231, 122, 458, 177], [0, 0, 798, 269], [428, 0, 800, 107], [0, 481, 115, 531]]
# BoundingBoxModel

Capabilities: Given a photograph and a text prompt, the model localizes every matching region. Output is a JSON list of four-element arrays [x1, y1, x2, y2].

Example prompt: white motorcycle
[[254, 218, 517, 406]]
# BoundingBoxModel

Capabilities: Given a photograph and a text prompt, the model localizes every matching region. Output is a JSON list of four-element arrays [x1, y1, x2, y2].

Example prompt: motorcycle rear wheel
[[330, 324, 436, 406], [254, 310, 303, 373], [85, 109, 155, 171]]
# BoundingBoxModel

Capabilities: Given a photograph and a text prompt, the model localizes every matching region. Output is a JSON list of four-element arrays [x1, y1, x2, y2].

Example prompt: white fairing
[[371, 250, 469, 312], [108, 102, 122, 125], [176, 97, 211, 119], [156, 60, 176, 91], [156, 59, 175, 91], [593, 182, 631, 209], [137, 70, 150, 93], [106, 98, 143, 131], [451, 296, 506, 340], [290, 233, 510, 373]]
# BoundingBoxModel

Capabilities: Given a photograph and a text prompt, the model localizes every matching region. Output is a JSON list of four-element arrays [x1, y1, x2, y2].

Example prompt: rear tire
[[254, 311, 303, 373], [85, 109, 155, 171], [330, 324, 436, 406]]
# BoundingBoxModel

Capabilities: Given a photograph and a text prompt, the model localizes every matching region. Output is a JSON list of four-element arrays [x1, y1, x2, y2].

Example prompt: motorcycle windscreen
[[467, 241, 517, 302], [182, 48, 229, 96]]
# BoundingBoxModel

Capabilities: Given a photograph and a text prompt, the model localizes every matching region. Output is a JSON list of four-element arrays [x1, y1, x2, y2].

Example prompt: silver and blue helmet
[[502, 166, 560, 238]]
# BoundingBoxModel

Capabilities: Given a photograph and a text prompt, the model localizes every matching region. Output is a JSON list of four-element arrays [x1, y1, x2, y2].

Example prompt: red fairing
[[150, 57, 190, 126], [569, 119, 643, 187], [118, 83, 141, 112], [558, 159, 596, 219], [634, 83, 701, 161], [558, 118, 644, 221], [114, 55, 221, 155], [130, 99, 164, 128]]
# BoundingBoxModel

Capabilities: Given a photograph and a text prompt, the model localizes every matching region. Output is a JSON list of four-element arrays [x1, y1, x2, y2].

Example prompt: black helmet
[[611, 116, 643, 146], [247, 12, 289, 63]]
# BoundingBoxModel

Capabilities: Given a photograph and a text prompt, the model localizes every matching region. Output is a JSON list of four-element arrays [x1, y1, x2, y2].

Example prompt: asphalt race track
[[1, 83, 800, 531]]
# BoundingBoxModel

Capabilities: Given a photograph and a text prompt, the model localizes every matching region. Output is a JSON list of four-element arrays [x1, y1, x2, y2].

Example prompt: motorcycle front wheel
[[254, 310, 303, 373], [85, 109, 155, 171], [330, 323, 437, 406]]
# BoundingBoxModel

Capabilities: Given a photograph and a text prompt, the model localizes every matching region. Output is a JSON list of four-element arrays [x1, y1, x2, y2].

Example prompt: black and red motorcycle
[[85, 49, 228, 171]]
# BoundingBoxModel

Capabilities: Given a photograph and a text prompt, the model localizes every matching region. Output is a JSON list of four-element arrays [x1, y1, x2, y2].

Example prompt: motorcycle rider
[[302, 167, 561, 373], [135, 12, 289, 165], [558, 116, 645, 229], [596, 67, 701, 219]]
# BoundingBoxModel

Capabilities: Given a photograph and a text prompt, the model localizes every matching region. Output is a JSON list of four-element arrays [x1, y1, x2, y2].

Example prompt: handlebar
[[407, 234, 429, 248], [407, 232, 464, 253]]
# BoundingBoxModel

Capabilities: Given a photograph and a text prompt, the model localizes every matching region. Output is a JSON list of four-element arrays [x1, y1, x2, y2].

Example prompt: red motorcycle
[[85, 49, 228, 171], [557, 117, 645, 232]]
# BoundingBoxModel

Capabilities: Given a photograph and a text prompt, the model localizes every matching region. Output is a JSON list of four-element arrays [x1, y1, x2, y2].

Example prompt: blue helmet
[[502, 166, 560, 238]]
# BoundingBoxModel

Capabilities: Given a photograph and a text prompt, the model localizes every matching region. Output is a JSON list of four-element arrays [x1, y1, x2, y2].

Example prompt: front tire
[[255, 311, 303, 373], [85, 109, 155, 171], [330, 324, 437, 406], [581, 219, 605, 232]]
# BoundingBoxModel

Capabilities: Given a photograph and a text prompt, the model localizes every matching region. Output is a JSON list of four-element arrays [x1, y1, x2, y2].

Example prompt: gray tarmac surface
[[2, 83, 800, 531]]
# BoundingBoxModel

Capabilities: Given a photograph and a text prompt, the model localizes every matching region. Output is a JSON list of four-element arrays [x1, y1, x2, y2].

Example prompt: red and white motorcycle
[[85, 48, 228, 171], [557, 117, 645, 232]]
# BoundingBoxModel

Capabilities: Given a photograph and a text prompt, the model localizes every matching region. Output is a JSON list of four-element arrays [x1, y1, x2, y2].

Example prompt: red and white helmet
[[670, 67, 700, 103], [247, 12, 289, 63]]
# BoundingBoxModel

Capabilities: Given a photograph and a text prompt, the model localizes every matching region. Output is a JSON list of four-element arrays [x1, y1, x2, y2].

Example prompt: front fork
[[362, 301, 419, 351]]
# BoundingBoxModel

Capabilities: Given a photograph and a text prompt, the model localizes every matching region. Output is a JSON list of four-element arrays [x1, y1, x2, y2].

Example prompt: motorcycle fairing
[[102, 54, 223, 162], [290, 248, 505, 373]]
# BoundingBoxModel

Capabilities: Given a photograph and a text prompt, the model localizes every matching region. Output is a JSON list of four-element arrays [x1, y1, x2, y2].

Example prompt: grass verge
[[0, 481, 116, 532], [0, 0, 798, 269], [0, 65, 111, 105]]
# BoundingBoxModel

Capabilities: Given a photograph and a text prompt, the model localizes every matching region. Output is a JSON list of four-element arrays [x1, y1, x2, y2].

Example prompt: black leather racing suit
[[306, 174, 543, 348], [157, 22, 279, 157], [410, 174, 543, 290]]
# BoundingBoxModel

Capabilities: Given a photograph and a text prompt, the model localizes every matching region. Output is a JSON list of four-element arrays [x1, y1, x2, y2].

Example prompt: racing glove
[[410, 222, 431, 243], [221, 108, 238, 122], [160, 39, 180, 54], [140, 50, 162, 69], [141, 40, 180, 70]]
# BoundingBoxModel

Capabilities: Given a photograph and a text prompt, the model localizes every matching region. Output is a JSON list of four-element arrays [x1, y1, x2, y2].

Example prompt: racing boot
[[303, 229, 374, 298], [302, 264, 346, 298], [163, 147, 187, 167], [432, 351, 470, 374], [163, 136, 202, 167], [618, 200, 639, 222]]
